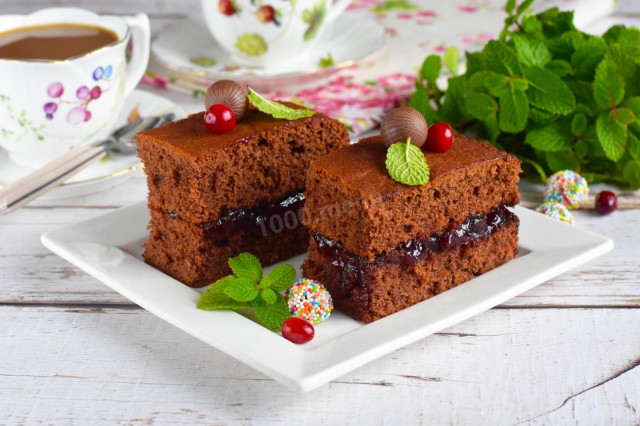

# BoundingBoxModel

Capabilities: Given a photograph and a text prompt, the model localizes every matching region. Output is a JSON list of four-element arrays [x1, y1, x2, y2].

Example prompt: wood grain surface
[[0, 0, 639, 424]]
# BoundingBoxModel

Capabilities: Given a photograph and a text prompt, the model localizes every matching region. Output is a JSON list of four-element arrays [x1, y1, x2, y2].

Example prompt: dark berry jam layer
[[312, 205, 518, 294], [167, 189, 305, 242]]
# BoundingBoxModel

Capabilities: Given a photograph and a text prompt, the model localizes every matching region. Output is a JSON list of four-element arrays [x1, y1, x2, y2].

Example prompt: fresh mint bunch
[[197, 252, 295, 331], [409, 1, 640, 189]]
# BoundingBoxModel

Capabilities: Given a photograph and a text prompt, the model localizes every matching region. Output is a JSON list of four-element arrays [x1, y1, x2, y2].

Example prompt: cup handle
[[326, 0, 354, 23], [122, 13, 151, 97]]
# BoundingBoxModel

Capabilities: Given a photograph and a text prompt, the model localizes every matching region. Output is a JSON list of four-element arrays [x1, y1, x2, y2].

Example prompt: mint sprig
[[409, 3, 640, 189], [197, 253, 296, 331], [386, 137, 431, 186], [248, 89, 315, 120]]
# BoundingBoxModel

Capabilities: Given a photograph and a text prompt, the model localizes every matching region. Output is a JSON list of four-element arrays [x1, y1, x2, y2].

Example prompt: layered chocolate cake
[[137, 106, 350, 287], [302, 135, 521, 323]]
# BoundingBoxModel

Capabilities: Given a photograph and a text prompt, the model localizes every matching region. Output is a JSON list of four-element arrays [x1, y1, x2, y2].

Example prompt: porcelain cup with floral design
[[201, 0, 353, 68], [0, 8, 150, 169]]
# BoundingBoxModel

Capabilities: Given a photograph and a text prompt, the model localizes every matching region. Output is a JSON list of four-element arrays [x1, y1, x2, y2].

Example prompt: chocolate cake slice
[[302, 135, 521, 323], [137, 107, 350, 287]]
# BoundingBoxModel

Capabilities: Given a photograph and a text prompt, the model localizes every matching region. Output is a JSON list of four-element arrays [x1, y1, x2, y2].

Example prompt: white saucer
[[151, 11, 386, 90], [0, 90, 184, 200]]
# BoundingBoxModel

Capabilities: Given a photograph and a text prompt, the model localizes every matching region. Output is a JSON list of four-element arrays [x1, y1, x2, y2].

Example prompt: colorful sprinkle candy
[[544, 170, 588, 210], [536, 202, 575, 225], [287, 278, 333, 324]]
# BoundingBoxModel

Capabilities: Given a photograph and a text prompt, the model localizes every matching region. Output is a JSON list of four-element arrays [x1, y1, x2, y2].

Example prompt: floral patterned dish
[[150, 11, 385, 89], [0, 90, 184, 200]]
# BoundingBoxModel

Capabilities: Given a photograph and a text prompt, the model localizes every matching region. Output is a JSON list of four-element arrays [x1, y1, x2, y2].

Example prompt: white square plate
[[42, 203, 613, 391]]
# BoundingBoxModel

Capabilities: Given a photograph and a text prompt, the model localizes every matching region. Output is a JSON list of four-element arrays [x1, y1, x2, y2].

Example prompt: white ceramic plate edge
[[41, 203, 613, 391]]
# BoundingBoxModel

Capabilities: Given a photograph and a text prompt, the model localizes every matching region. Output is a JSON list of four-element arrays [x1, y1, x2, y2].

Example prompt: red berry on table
[[424, 122, 454, 153], [204, 104, 236, 134], [281, 317, 315, 344], [218, 0, 235, 16], [257, 5, 275, 23], [595, 191, 617, 215]]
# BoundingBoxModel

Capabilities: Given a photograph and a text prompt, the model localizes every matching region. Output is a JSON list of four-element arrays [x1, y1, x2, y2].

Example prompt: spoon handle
[[0, 144, 106, 215]]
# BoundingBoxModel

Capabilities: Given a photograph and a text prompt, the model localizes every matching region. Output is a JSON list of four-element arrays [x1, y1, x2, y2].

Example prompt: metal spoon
[[0, 113, 176, 215]]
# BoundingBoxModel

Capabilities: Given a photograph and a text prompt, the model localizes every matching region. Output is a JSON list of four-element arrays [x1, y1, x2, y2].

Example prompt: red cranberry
[[281, 317, 314, 344], [424, 122, 454, 153], [257, 5, 275, 23], [218, 0, 235, 16], [204, 104, 236, 134], [595, 191, 617, 215]]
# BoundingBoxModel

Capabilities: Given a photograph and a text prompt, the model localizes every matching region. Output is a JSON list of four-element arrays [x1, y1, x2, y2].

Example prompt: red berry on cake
[[425, 122, 453, 153], [204, 104, 236, 134], [281, 317, 315, 344], [257, 5, 275, 23], [218, 0, 235, 16], [380, 107, 428, 148]]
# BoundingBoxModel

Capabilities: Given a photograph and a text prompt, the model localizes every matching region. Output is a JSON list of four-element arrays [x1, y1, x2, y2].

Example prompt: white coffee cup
[[201, 0, 353, 68], [0, 8, 150, 169]]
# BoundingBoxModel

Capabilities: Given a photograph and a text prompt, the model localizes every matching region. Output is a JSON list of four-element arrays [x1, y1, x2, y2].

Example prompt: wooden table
[[1, 1, 639, 424]]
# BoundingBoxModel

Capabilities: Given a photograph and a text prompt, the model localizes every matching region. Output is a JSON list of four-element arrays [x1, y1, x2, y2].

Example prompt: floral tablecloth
[[143, 0, 615, 135]]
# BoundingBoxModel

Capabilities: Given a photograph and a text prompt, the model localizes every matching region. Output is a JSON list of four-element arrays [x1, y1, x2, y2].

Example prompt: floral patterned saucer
[[150, 11, 386, 91], [0, 90, 184, 200]]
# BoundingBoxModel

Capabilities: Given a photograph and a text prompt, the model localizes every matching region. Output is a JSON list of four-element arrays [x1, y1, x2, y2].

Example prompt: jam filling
[[311, 205, 518, 296], [168, 189, 305, 241]]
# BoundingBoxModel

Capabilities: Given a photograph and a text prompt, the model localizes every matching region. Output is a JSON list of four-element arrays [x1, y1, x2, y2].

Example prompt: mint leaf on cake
[[386, 137, 431, 186], [247, 89, 315, 120]]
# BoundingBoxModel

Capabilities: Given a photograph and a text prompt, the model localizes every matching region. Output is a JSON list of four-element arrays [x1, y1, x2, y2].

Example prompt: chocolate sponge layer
[[304, 135, 521, 262], [143, 207, 308, 287], [302, 219, 519, 323], [137, 109, 350, 224]]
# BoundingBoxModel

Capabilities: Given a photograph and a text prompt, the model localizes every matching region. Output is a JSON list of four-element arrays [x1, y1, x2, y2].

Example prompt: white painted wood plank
[[0, 306, 638, 424]]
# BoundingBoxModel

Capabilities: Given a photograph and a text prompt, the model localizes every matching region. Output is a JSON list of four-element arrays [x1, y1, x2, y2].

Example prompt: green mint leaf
[[571, 113, 588, 136], [465, 51, 486, 75], [498, 84, 529, 133], [247, 89, 315, 120], [505, 0, 516, 14], [628, 132, 640, 161], [444, 46, 459, 76], [483, 114, 501, 142], [546, 59, 573, 78], [261, 264, 296, 292], [571, 36, 606, 81], [593, 61, 625, 110], [409, 88, 440, 124], [516, 0, 535, 17], [251, 294, 290, 332], [623, 160, 640, 189], [420, 55, 442, 88], [545, 151, 580, 172], [529, 106, 555, 124], [465, 92, 498, 122], [197, 276, 251, 310], [439, 76, 471, 126], [260, 288, 278, 305], [511, 33, 551, 68], [596, 112, 627, 161], [228, 252, 262, 282], [521, 15, 542, 35], [613, 108, 635, 125], [519, 157, 547, 182], [485, 40, 521, 76], [485, 72, 509, 96], [224, 276, 260, 302], [386, 138, 431, 186], [525, 125, 573, 151], [623, 97, 640, 115], [524, 67, 576, 115]]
